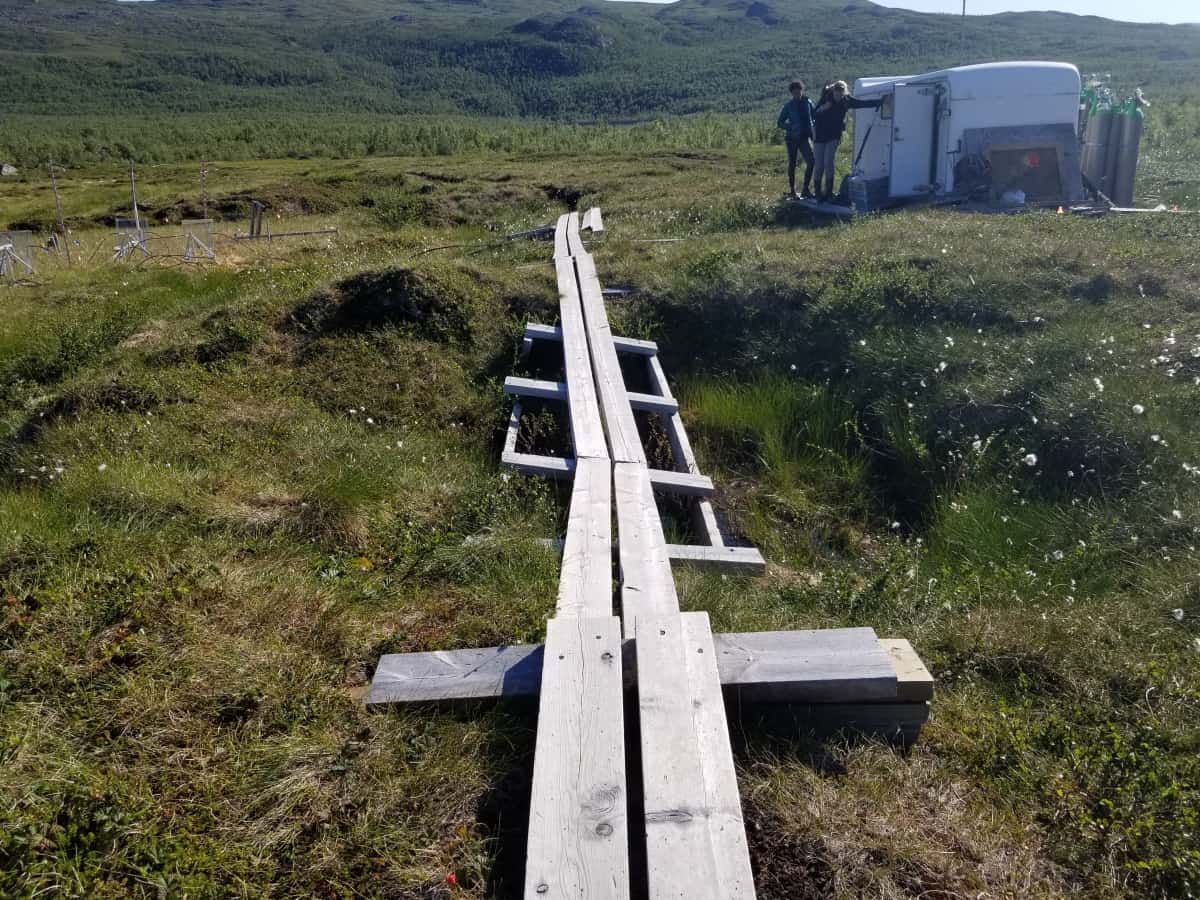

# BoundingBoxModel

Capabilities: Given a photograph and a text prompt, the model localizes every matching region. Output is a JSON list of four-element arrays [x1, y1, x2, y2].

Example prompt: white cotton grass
[[1023, 453, 1038, 467], [1132, 404, 1146, 415], [1172, 608, 1185, 621]]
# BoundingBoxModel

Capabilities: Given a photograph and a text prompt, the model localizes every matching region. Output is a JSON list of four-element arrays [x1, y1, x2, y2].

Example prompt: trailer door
[[889, 83, 938, 197]]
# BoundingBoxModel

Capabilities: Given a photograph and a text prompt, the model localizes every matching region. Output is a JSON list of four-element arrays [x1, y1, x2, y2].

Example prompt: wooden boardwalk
[[369, 208, 932, 896]]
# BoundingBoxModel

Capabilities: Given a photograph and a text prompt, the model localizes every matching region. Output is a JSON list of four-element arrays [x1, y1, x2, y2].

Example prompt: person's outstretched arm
[[846, 95, 884, 109]]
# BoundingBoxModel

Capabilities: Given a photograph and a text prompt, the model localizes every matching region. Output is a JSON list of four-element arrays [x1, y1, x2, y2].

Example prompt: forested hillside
[[2, 0, 1198, 164]]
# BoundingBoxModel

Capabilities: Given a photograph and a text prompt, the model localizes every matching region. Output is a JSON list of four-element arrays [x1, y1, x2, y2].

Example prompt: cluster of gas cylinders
[[1080, 88, 1146, 208]]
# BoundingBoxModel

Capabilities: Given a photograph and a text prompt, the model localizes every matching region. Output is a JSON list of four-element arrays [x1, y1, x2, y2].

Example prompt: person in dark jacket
[[776, 80, 815, 199], [812, 80, 883, 201]]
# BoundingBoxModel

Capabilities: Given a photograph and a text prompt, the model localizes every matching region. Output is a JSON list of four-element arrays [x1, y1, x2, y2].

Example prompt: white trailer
[[846, 61, 1085, 210]]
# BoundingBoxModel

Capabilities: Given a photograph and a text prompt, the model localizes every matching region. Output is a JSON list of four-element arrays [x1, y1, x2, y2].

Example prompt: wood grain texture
[[879, 638, 934, 701], [555, 256, 609, 460], [614, 462, 679, 637], [368, 643, 543, 704], [557, 457, 614, 618], [553, 214, 571, 259], [716, 627, 896, 703], [576, 253, 646, 464], [525, 616, 630, 899], [636, 612, 756, 899]]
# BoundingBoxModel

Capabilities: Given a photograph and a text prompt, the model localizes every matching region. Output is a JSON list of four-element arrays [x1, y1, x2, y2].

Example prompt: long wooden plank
[[555, 256, 609, 460], [524, 322, 658, 357], [525, 616, 629, 899], [558, 457, 614, 618], [553, 214, 571, 259], [644, 353, 726, 547], [614, 462, 679, 636], [575, 251, 646, 464], [369, 630, 924, 705], [637, 612, 756, 899]]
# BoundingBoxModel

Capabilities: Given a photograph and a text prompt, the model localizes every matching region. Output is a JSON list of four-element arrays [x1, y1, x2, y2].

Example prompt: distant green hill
[[2, 0, 1197, 164]]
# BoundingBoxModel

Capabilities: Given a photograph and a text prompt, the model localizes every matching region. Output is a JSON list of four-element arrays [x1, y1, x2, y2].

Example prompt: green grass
[[2, 144, 1199, 897]]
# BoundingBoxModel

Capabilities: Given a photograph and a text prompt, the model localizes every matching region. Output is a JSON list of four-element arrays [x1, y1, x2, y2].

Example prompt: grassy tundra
[[1, 146, 1199, 898]]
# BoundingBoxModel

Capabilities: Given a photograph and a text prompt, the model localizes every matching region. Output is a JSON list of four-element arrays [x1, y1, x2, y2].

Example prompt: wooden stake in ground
[[48, 162, 71, 265], [128, 159, 142, 235]]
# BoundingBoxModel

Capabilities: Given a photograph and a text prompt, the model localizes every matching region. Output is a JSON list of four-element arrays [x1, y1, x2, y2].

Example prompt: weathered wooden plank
[[553, 214, 571, 259], [555, 257, 609, 460], [644, 351, 726, 547], [576, 253, 646, 464], [581, 207, 605, 234], [647, 469, 713, 497], [523, 323, 658, 357], [879, 638, 934, 702], [694, 501, 725, 547], [538, 536, 759, 573], [637, 612, 756, 899], [558, 457, 614, 618], [504, 376, 566, 402], [503, 376, 677, 417], [368, 643, 543, 704], [664, 544, 765, 574], [368, 631, 927, 706], [525, 616, 629, 899], [504, 400, 522, 455], [716, 627, 896, 704], [614, 462, 679, 636], [502, 451, 575, 479]]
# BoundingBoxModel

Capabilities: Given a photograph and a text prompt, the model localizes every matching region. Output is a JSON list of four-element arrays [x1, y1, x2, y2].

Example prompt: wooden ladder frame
[[368, 209, 933, 898]]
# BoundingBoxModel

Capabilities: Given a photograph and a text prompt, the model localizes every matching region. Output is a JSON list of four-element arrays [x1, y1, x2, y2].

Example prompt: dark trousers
[[786, 138, 814, 193]]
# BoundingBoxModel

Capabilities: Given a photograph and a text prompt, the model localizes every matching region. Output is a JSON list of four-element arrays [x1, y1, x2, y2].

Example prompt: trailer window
[[880, 93, 894, 120]]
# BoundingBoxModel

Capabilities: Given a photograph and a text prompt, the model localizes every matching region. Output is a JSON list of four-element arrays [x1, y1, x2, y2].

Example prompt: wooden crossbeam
[[367, 631, 925, 706], [504, 375, 680, 416], [501, 450, 714, 496], [523, 322, 658, 357]]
